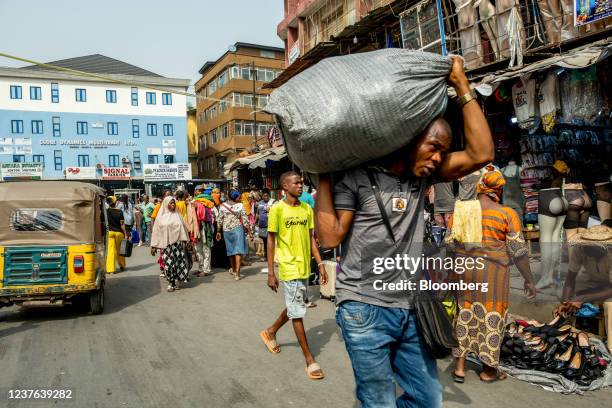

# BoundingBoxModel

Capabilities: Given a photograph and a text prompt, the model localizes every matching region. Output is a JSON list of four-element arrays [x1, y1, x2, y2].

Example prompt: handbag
[[366, 168, 458, 359], [119, 239, 133, 257], [223, 203, 250, 234]]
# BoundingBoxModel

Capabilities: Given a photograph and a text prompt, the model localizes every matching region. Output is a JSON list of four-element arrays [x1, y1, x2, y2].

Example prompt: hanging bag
[[366, 168, 458, 359]]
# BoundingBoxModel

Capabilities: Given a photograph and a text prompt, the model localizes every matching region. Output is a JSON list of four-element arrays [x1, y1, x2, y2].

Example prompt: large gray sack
[[264, 49, 453, 174]]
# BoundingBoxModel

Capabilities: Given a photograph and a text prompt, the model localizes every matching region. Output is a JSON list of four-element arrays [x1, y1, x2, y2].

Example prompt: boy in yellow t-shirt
[[259, 171, 328, 381]]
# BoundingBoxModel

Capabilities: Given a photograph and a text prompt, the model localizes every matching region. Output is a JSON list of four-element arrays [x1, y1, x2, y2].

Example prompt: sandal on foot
[[452, 371, 465, 383], [480, 370, 507, 383], [306, 362, 324, 380], [167, 285, 175, 292], [259, 330, 280, 354]]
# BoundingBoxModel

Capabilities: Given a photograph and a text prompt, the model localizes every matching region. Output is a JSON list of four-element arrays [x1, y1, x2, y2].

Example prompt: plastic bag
[[265, 49, 453, 174]]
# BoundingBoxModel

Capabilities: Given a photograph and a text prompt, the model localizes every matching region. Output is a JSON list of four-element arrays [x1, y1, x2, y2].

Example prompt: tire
[[89, 285, 104, 315]]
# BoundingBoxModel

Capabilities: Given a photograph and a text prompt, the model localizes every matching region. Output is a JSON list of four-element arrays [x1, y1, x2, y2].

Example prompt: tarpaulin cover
[[264, 49, 453, 173], [0, 181, 103, 246]]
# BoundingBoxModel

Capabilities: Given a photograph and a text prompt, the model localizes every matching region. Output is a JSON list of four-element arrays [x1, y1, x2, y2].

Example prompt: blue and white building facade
[[0, 56, 190, 182]]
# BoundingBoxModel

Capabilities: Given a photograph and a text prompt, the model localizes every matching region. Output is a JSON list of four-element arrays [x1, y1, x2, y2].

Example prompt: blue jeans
[[336, 301, 441, 408]]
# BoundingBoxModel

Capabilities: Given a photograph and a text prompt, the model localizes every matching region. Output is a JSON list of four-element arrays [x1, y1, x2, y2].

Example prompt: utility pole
[[252, 61, 257, 151]]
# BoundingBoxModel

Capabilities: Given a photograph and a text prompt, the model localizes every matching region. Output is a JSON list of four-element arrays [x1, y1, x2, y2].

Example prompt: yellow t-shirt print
[[267, 200, 314, 281]]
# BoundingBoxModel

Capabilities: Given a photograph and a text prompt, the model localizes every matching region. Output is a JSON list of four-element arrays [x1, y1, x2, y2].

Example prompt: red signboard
[[102, 167, 130, 180]]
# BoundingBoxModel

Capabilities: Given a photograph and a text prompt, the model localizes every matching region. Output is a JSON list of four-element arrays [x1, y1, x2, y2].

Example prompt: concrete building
[[0, 54, 190, 186], [195, 42, 284, 180], [187, 107, 198, 177], [278, 0, 394, 66]]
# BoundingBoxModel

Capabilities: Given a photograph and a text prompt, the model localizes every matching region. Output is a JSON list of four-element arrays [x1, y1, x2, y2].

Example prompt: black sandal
[[452, 371, 465, 383]]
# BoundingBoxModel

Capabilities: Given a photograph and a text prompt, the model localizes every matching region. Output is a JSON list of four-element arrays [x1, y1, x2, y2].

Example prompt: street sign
[[1, 162, 43, 181], [143, 163, 192, 181], [102, 167, 130, 180]]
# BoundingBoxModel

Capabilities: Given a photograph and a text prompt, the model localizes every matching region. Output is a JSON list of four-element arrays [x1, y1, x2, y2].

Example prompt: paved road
[[0, 247, 610, 407]]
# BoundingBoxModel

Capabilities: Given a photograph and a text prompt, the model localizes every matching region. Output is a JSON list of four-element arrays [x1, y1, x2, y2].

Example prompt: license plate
[[40, 252, 61, 258]]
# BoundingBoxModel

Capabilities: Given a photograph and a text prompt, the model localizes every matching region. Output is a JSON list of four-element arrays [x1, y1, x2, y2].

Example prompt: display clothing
[[452, 0, 482, 69], [538, 72, 560, 133], [538, 188, 568, 217], [512, 78, 539, 133], [537, 189, 567, 289], [564, 185, 591, 229], [502, 163, 525, 221]]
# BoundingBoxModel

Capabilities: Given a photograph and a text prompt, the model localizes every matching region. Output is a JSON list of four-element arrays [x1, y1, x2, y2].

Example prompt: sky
[[0, 0, 284, 86]]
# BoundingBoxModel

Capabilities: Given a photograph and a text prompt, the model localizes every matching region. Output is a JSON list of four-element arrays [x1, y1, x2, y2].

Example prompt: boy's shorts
[[281, 279, 308, 319]]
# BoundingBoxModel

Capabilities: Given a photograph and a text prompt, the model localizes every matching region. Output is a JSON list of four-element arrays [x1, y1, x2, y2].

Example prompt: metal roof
[[475, 38, 611, 85], [198, 42, 284, 75], [22, 54, 162, 77]]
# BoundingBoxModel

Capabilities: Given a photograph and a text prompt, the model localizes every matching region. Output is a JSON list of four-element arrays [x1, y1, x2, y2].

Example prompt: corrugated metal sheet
[[23, 54, 162, 77]]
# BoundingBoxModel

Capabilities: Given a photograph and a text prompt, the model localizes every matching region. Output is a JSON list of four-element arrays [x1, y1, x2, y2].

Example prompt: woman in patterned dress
[[216, 190, 252, 281], [151, 196, 192, 292], [450, 165, 537, 382]]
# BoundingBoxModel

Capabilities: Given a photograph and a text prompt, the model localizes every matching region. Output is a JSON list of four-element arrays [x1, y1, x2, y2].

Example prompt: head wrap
[[230, 190, 240, 201], [476, 164, 506, 202], [553, 160, 569, 174], [150, 196, 190, 249], [108, 195, 117, 204], [212, 188, 221, 205]]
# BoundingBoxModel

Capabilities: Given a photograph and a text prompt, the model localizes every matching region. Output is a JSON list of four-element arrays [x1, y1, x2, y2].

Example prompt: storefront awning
[[248, 147, 287, 169], [476, 38, 611, 85], [225, 147, 287, 173]]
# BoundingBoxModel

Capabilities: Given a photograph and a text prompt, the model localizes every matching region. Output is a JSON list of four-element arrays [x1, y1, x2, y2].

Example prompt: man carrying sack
[[315, 57, 494, 407]]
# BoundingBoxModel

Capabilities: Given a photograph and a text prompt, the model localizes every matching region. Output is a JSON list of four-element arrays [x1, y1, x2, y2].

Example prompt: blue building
[[0, 54, 190, 186]]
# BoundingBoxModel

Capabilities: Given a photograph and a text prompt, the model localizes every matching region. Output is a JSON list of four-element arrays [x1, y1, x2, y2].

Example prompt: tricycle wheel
[[89, 284, 104, 315]]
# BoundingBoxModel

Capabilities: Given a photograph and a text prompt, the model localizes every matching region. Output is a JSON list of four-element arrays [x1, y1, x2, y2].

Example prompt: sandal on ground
[[234, 275, 241, 281], [167, 285, 175, 292], [306, 301, 317, 308], [259, 330, 281, 354], [160, 273, 165, 277], [305, 362, 325, 380], [452, 371, 465, 383], [480, 370, 507, 383], [192, 271, 202, 277]]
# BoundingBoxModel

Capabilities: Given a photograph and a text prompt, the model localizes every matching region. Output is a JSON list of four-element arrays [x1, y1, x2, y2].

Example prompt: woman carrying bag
[[216, 190, 252, 281], [151, 196, 193, 292]]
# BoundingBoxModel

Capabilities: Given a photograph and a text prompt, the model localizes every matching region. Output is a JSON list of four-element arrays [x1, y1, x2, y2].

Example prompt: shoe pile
[[501, 317, 608, 386]]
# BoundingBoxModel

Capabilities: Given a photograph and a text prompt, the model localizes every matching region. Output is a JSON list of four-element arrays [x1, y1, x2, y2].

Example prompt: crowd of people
[[97, 58, 610, 406], [102, 185, 297, 291]]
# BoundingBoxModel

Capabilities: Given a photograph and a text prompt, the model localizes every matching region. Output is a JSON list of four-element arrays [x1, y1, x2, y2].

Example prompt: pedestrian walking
[[191, 186, 215, 277], [211, 192, 230, 270], [216, 190, 251, 280], [255, 189, 275, 265], [105, 196, 128, 274], [314, 57, 494, 407], [134, 195, 146, 246], [259, 171, 328, 381], [175, 190, 187, 220], [118, 195, 134, 232], [151, 196, 192, 292], [450, 165, 536, 383]]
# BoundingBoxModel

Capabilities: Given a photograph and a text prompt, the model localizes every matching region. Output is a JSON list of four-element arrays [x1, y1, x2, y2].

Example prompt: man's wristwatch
[[457, 89, 477, 108]]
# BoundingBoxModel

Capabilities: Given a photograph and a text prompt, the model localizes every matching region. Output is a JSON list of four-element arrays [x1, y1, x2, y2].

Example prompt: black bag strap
[[366, 168, 395, 244]]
